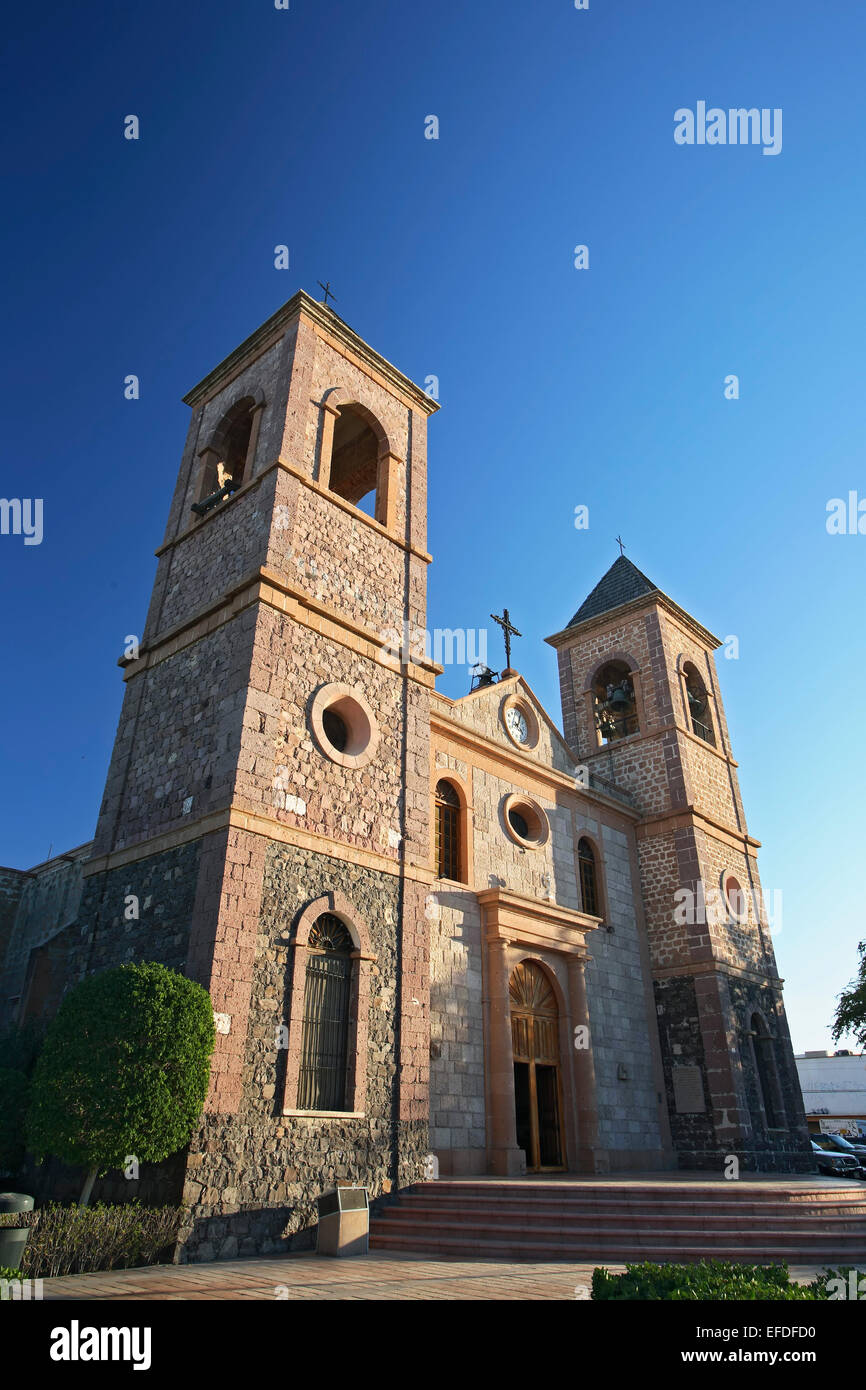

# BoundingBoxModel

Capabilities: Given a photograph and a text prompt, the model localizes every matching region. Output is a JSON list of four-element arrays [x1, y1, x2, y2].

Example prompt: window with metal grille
[[297, 913, 353, 1111], [435, 779, 460, 881], [578, 838, 599, 916]]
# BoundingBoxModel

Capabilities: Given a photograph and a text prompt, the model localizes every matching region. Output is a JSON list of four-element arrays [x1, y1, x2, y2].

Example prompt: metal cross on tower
[[615, 535, 626, 557], [490, 608, 521, 672], [317, 280, 337, 307]]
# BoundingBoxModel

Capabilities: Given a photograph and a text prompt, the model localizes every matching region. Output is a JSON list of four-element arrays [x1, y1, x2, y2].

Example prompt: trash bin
[[0, 1193, 34, 1272], [316, 1186, 369, 1257]]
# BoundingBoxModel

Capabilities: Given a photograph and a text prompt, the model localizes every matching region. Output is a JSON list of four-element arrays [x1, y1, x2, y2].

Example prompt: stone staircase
[[369, 1178, 866, 1264]]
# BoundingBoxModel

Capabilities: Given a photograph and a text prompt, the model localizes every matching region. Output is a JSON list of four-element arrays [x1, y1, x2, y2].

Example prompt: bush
[[27, 961, 215, 1202], [0, 1069, 30, 1173], [0, 1202, 184, 1278], [591, 1261, 836, 1301]]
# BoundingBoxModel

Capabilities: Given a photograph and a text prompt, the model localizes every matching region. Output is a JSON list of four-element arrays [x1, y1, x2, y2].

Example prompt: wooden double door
[[509, 960, 566, 1172]]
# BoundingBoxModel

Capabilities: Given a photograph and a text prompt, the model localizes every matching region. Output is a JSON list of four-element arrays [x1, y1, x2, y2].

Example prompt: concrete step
[[369, 1229, 866, 1263], [368, 1180, 866, 1262], [373, 1205, 866, 1233], [389, 1189, 866, 1212], [412, 1181, 866, 1205]]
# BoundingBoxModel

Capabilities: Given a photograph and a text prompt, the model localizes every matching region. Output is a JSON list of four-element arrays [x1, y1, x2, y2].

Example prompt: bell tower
[[547, 556, 810, 1172], [82, 291, 440, 1251]]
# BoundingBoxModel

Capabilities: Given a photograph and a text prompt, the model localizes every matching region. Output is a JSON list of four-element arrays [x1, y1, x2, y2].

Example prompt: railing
[[595, 713, 639, 744], [691, 717, 715, 746]]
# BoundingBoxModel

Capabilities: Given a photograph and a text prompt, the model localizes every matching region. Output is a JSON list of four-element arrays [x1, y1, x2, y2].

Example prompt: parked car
[[822, 1133, 866, 1174], [810, 1138, 862, 1178]]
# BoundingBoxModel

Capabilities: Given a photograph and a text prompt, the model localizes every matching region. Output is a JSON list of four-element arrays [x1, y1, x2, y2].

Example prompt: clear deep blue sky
[[1, 1, 863, 1052]]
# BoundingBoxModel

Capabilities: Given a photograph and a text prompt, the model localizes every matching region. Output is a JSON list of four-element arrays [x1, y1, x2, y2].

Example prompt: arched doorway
[[509, 960, 566, 1171]]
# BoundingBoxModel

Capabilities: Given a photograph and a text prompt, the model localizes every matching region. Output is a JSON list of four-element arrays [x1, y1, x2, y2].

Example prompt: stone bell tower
[[81, 291, 440, 1252], [547, 556, 810, 1172]]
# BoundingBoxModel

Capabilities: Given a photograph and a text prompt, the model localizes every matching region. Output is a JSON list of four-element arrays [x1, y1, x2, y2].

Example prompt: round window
[[503, 794, 549, 849], [322, 708, 348, 753], [310, 683, 379, 769]]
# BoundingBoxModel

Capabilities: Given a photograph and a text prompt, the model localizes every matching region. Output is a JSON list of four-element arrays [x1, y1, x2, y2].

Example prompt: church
[[0, 290, 810, 1259]]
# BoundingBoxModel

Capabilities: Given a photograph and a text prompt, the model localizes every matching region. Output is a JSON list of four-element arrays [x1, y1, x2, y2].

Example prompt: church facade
[[0, 292, 810, 1258]]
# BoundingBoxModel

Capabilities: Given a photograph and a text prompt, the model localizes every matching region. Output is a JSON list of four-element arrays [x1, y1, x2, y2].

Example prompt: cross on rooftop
[[490, 608, 521, 673]]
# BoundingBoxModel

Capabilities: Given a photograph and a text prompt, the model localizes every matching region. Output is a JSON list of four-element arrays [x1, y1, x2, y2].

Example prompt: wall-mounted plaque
[[672, 1064, 706, 1114]]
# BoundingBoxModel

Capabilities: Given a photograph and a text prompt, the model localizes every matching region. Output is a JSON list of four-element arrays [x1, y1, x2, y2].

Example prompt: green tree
[[832, 941, 866, 1048], [27, 962, 215, 1204]]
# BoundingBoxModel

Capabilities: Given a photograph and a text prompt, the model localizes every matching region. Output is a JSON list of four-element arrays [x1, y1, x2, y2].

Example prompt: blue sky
[[1, 0, 863, 1052]]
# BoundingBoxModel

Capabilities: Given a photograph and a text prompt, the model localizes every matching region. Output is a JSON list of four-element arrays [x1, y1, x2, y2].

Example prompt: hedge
[[0, 1202, 184, 1278], [591, 1260, 847, 1301]]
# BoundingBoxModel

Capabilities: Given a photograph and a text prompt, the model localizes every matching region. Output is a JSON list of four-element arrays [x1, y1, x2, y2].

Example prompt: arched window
[[328, 404, 380, 518], [435, 779, 461, 881], [578, 838, 600, 916], [751, 1013, 782, 1130], [683, 663, 715, 746], [219, 409, 253, 485], [297, 913, 354, 1111], [592, 660, 639, 744], [193, 397, 258, 517]]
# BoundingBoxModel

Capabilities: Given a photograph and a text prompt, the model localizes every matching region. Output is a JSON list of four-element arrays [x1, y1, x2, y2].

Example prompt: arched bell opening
[[591, 659, 639, 744], [683, 661, 715, 746]]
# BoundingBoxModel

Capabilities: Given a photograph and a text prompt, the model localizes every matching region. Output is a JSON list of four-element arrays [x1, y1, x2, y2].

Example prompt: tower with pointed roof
[[547, 557, 810, 1170]]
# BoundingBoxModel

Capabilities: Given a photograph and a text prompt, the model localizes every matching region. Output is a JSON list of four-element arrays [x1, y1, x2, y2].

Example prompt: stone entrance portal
[[478, 888, 606, 1176]]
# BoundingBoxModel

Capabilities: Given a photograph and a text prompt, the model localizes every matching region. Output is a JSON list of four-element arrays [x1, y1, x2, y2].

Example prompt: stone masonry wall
[[178, 841, 426, 1261], [93, 610, 257, 858], [232, 605, 413, 866], [428, 885, 486, 1174], [0, 850, 89, 1015], [580, 816, 666, 1166]]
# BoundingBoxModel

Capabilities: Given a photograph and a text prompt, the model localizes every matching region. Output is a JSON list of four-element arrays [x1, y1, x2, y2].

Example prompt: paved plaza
[[37, 1250, 858, 1302]]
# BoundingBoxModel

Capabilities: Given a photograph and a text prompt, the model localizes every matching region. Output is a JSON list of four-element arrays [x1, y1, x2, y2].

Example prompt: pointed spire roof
[[567, 555, 660, 628]]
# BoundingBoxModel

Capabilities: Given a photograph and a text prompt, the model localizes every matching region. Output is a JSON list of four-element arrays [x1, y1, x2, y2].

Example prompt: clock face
[[506, 706, 529, 743]]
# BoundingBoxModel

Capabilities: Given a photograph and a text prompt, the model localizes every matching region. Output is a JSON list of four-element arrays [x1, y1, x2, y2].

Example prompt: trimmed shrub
[[0, 1202, 184, 1278], [27, 961, 215, 1202], [591, 1261, 835, 1301]]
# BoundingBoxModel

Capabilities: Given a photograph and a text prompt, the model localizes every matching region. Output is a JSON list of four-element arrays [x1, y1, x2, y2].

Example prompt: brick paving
[[37, 1251, 862, 1302]]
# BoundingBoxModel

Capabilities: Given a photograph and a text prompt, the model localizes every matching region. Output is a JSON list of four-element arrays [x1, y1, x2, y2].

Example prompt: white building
[[795, 1051, 866, 1137]]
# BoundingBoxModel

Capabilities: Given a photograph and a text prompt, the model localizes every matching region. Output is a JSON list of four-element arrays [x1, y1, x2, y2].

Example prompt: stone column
[[568, 954, 607, 1172], [316, 401, 341, 487], [487, 938, 525, 1176], [195, 446, 221, 505], [244, 401, 266, 480]]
